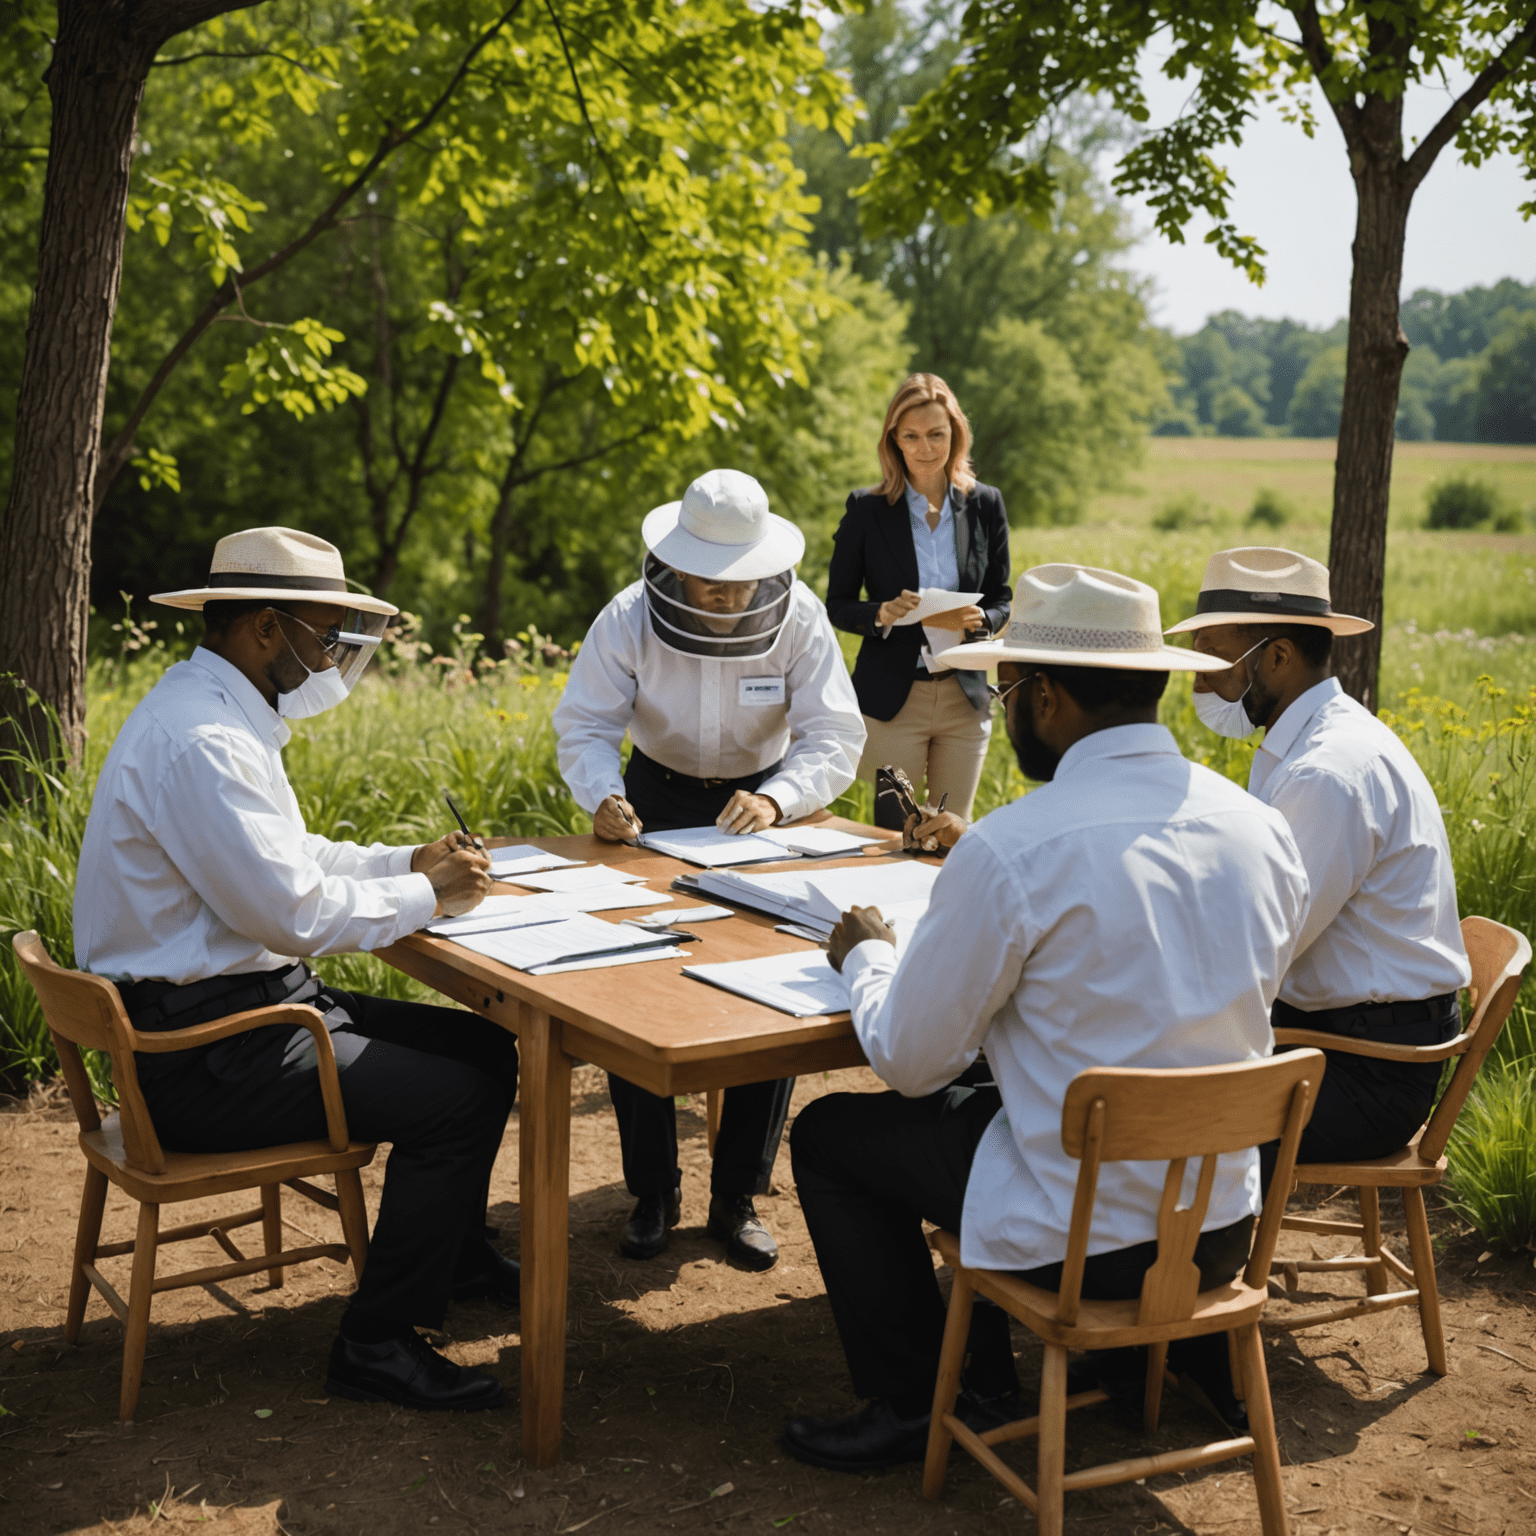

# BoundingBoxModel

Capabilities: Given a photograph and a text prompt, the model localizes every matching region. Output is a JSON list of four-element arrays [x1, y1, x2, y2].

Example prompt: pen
[[936, 792, 949, 815], [617, 800, 641, 847], [442, 790, 485, 852]]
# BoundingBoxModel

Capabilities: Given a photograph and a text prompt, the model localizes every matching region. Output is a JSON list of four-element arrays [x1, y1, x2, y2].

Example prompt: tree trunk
[[0, 9, 161, 778], [1327, 99, 1412, 714]]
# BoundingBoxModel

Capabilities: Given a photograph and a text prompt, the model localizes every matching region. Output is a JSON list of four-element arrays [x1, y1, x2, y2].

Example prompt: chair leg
[[1402, 1185, 1448, 1375], [1359, 1186, 1389, 1297], [1227, 1328, 1246, 1403], [335, 1169, 370, 1282], [1037, 1343, 1068, 1536], [1143, 1341, 1168, 1433], [706, 1088, 721, 1158], [66, 1166, 109, 1344], [923, 1268, 974, 1500], [261, 1185, 283, 1290], [1235, 1322, 1289, 1536], [120, 1202, 160, 1423]]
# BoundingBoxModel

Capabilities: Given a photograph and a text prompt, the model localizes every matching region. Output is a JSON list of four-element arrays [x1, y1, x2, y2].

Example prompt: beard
[[1243, 668, 1281, 729], [1009, 700, 1062, 784]]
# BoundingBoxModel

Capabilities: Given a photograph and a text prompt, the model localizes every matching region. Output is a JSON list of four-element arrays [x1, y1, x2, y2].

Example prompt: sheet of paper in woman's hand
[[892, 589, 983, 625]]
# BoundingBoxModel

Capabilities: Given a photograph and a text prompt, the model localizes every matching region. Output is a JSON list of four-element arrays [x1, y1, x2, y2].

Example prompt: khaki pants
[[857, 673, 992, 818]]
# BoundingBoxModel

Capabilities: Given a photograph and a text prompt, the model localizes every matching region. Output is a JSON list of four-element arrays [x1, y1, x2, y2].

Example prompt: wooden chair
[[11, 931, 377, 1422], [1265, 915, 1531, 1374], [923, 1050, 1325, 1536]]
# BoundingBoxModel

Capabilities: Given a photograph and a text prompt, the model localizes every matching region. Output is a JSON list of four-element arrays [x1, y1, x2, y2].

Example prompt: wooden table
[[374, 818, 903, 1467]]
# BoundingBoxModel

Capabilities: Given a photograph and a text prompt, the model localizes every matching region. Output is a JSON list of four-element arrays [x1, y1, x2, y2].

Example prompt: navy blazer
[[826, 482, 1012, 722]]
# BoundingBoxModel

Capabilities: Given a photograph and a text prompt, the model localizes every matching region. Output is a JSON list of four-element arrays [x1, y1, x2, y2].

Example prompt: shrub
[[1425, 474, 1506, 530], [1247, 488, 1294, 529], [1153, 492, 1217, 531], [1445, 1066, 1536, 1248]]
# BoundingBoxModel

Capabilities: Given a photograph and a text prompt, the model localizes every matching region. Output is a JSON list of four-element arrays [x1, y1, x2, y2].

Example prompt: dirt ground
[[2, 1068, 1534, 1536]]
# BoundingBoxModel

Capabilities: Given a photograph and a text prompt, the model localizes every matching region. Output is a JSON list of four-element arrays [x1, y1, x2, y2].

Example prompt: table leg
[[518, 1004, 571, 1468]]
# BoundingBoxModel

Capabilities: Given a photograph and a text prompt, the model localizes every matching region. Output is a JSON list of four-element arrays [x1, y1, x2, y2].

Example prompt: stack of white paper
[[489, 845, 584, 878], [452, 912, 682, 972], [684, 951, 851, 1017], [758, 826, 885, 858], [693, 859, 940, 938], [637, 825, 796, 867]]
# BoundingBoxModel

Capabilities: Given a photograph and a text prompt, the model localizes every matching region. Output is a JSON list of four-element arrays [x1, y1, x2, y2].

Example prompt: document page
[[510, 864, 647, 892], [799, 861, 941, 925], [684, 951, 851, 1018], [638, 826, 797, 867], [425, 894, 565, 936], [453, 913, 678, 971], [757, 826, 884, 857], [489, 845, 584, 877], [891, 589, 983, 625]]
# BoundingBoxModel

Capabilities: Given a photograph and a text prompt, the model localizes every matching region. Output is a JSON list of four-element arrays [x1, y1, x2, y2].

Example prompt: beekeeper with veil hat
[[555, 467, 865, 1270]]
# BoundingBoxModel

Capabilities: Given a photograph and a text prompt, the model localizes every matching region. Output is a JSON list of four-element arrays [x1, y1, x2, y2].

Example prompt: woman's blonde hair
[[873, 373, 976, 503]]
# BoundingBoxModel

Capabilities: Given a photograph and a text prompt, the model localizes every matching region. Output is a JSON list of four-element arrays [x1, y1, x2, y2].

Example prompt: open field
[[2, 438, 1535, 1536]]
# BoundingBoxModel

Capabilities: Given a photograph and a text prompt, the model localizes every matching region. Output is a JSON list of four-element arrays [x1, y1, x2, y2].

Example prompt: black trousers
[[1258, 994, 1459, 1190], [135, 978, 518, 1329], [608, 748, 794, 1199], [791, 1086, 1252, 1404]]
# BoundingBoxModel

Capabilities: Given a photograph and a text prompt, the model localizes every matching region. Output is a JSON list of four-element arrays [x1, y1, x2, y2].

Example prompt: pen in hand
[[936, 792, 949, 815], [442, 790, 486, 853], [617, 800, 641, 847]]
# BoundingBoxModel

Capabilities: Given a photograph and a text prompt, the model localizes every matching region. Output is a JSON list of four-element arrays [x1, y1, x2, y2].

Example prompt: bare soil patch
[[2, 1069, 1534, 1536]]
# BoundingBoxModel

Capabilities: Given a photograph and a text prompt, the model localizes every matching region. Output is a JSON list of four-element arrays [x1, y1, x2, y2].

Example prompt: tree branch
[[503, 422, 658, 489], [1291, 0, 1362, 150], [151, 47, 329, 74], [93, 0, 529, 513], [135, 0, 273, 43], [1403, 7, 1536, 193], [542, 0, 648, 247]]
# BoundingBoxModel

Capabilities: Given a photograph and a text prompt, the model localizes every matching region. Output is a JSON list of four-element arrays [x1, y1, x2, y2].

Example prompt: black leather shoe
[[706, 1193, 778, 1271], [325, 1329, 507, 1412], [780, 1389, 1002, 1474], [620, 1188, 682, 1259], [450, 1239, 520, 1308], [781, 1397, 928, 1472]]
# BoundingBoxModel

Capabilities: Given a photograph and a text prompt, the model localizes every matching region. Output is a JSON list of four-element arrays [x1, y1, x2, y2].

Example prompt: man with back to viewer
[[73, 526, 522, 1412], [1172, 545, 1471, 1183], [778, 563, 1312, 1472]]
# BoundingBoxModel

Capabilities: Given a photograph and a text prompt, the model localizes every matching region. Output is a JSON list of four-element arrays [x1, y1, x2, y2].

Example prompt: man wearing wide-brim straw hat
[[75, 527, 524, 1413], [554, 469, 865, 1271], [1171, 545, 1471, 1190], [779, 563, 1311, 1473]]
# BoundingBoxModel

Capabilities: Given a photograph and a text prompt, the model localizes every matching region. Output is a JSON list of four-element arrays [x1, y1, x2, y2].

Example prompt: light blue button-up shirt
[[905, 482, 961, 672], [904, 480, 961, 594]]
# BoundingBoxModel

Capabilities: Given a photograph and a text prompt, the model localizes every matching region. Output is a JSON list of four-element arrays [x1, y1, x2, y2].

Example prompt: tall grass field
[[4, 440, 1534, 1247]]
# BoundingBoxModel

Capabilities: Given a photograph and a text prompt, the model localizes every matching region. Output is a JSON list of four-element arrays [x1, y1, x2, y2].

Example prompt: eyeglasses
[[986, 672, 1037, 707], [271, 608, 343, 657]]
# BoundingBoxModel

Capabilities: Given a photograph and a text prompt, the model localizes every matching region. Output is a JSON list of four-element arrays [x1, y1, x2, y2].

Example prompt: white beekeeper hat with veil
[[640, 469, 804, 659]]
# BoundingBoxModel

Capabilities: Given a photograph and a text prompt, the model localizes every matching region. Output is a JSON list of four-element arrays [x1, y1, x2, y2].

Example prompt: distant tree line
[[1159, 279, 1536, 443]]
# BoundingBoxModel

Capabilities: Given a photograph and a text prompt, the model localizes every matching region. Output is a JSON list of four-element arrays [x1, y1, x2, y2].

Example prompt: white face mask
[[275, 623, 355, 720], [1192, 636, 1272, 739]]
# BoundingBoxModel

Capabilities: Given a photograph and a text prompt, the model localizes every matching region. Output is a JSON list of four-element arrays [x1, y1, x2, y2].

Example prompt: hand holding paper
[[890, 588, 983, 627]]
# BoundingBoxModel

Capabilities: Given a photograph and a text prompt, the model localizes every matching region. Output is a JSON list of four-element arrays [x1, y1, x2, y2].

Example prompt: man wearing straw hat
[[779, 564, 1311, 1473], [554, 469, 864, 1270], [74, 527, 521, 1413], [1170, 546, 1471, 1183]]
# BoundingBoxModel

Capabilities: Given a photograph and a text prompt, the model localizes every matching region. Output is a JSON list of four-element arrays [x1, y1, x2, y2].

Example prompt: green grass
[[4, 439, 1534, 1240]]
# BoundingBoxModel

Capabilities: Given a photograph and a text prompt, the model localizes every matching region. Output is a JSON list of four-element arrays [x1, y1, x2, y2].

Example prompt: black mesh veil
[[642, 554, 794, 659]]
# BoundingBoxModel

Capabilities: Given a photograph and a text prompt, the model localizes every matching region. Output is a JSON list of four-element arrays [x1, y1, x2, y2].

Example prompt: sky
[[1119, 61, 1535, 336]]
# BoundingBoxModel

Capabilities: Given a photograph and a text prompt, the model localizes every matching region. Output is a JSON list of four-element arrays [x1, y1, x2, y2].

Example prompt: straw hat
[[150, 527, 397, 616], [642, 469, 805, 582], [937, 564, 1229, 673], [1164, 546, 1372, 636]]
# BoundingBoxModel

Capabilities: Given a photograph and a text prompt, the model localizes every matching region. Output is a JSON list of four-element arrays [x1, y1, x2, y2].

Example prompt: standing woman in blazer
[[826, 373, 1012, 827]]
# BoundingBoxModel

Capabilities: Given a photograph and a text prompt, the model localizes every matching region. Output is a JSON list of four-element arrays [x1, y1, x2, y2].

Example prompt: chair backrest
[[11, 931, 168, 1173], [1418, 915, 1532, 1162], [1055, 1051, 1324, 1328]]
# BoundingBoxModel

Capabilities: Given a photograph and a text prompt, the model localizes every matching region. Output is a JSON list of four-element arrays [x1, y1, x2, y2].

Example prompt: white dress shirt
[[553, 578, 865, 823], [905, 483, 963, 675], [74, 648, 437, 984], [842, 724, 1311, 1272], [1248, 677, 1471, 1011]]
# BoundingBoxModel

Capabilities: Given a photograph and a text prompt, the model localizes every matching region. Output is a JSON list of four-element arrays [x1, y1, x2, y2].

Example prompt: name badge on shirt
[[739, 676, 786, 707]]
